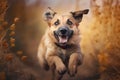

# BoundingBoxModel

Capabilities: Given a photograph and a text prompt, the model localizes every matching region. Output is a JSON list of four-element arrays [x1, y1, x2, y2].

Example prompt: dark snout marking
[[45, 12, 51, 16], [60, 29, 67, 34], [59, 27, 68, 35]]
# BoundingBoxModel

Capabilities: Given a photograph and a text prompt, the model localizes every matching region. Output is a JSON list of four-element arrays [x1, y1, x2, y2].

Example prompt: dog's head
[[43, 7, 89, 47]]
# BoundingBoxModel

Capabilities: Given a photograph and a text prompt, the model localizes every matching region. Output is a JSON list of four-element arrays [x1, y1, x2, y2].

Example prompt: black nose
[[60, 29, 67, 34]]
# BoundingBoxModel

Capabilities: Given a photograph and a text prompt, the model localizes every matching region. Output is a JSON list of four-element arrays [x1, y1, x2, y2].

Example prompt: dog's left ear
[[43, 7, 56, 25], [71, 9, 89, 23]]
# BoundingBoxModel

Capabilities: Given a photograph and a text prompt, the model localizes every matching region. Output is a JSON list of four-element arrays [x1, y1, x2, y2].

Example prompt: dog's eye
[[54, 22, 59, 25], [67, 19, 73, 25], [54, 19, 59, 26]]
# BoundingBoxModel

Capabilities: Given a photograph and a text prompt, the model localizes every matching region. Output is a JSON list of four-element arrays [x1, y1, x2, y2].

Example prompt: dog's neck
[[55, 43, 72, 49]]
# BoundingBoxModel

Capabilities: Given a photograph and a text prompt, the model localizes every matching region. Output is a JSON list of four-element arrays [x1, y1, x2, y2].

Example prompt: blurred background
[[0, 0, 120, 80]]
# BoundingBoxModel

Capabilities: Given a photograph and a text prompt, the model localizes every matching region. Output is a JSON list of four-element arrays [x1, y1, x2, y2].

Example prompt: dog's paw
[[68, 65, 77, 77], [56, 64, 66, 75]]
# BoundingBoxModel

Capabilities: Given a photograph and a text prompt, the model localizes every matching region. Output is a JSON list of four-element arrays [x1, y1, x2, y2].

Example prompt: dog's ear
[[43, 7, 56, 25], [71, 9, 89, 23]]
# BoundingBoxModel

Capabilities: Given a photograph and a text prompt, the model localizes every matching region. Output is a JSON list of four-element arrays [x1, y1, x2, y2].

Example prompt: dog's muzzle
[[54, 27, 73, 46]]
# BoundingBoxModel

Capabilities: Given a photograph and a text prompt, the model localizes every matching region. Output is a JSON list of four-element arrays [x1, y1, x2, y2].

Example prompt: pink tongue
[[59, 37, 68, 43]]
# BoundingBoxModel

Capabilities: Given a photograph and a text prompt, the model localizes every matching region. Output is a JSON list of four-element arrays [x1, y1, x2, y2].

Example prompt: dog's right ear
[[43, 7, 56, 26]]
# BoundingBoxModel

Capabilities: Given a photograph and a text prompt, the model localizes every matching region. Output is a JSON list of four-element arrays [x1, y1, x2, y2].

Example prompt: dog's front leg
[[68, 53, 83, 77], [46, 53, 66, 75]]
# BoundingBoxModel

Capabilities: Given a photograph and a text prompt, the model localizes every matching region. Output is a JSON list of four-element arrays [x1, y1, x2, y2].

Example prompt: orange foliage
[[9, 31, 15, 36], [10, 24, 16, 31], [17, 51, 23, 56], [21, 56, 28, 62], [89, 0, 120, 79], [5, 53, 13, 61]]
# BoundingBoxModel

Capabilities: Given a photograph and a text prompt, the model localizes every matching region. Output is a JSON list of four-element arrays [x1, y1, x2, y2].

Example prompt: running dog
[[38, 7, 89, 80]]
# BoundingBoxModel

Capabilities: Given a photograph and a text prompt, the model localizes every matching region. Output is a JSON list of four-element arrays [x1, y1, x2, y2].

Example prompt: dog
[[37, 7, 89, 80]]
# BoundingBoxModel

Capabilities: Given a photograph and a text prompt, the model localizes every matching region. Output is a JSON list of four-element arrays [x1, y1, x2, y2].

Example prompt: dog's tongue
[[59, 36, 68, 43]]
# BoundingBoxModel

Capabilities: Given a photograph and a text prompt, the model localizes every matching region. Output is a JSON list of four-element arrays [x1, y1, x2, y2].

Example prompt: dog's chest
[[57, 48, 70, 63]]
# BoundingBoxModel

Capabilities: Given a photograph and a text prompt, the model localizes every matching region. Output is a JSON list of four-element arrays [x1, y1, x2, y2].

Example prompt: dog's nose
[[60, 29, 67, 34]]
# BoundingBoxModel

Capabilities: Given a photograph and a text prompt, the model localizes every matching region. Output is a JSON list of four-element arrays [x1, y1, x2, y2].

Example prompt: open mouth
[[58, 35, 68, 44]]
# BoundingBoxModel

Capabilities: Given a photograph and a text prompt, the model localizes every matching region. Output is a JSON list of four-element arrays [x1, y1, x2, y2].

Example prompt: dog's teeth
[[59, 36, 68, 43]]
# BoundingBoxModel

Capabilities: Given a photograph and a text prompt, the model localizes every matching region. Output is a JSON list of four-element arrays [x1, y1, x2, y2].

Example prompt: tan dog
[[37, 7, 89, 80]]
